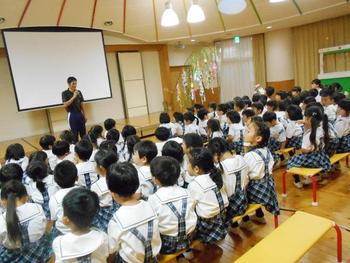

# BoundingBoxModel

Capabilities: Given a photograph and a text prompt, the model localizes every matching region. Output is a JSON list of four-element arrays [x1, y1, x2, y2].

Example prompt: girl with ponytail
[[207, 138, 249, 225], [287, 106, 331, 188], [0, 180, 52, 262], [187, 147, 229, 244]]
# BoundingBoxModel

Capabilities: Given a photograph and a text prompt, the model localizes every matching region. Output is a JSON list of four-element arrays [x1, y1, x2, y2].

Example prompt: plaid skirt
[[287, 150, 331, 172], [0, 234, 53, 263], [225, 190, 248, 221], [196, 213, 227, 244], [93, 202, 120, 232], [268, 138, 281, 164], [286, 136, 302, 149], [160, 232, 192, 254], [230, 140, 244, 155], [337, 135, 350, 153], [246, 176, 280, 216], [327, 138, 340, 156]]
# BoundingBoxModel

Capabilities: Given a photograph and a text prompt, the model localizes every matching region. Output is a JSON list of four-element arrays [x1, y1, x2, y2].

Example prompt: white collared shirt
[[91, 177, 113, 207], [244, 148, 274, 180], [53, 229, 111, 262], [43, 149, 56, 169], [198, 119, 208, 137], [184, 123, 199, 135], [334, 116, 350, 137], [5, 157, 29, 172], [285, 120, 303, 139], [159, 123, 177, 137], [108, 200, 161, 263], [89, 149, 98, 163], [211, 131, 224, 139], [276, 111, 288, 128], [187, 174, 229, 219], [0, 203, 46, 249], [76, 161, 99, 187], [49, 186, 79, 234], [228, 123, 244, 142], [135, 165, 157, 197], [270, 122, 286, 143], [220, 155, 249, 197], [302, 127, 324, 151], [148, 186, 197, 236], [26, 174, 60, 205], [324, 104, 337, 123]]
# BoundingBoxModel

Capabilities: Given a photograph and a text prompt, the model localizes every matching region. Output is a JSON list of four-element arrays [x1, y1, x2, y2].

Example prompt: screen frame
[[1, 26, 113, 112]]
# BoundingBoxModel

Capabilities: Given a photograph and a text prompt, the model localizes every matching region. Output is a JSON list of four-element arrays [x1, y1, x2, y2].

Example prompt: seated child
[[49, 161, 79, 236], [287, 106, 331, 188], [226, 110, 244, 155], [118, 125, 137, 162], [335, 99, 350, 153], [263, 112, 287, 164], [162, 141, 186, 187], [148, 156, 197, 255], [159, 112, 177, 137], [52, 188, 110, 262], [217, 104, 229, 136], [285, 105, 304, 149], [0, 180, 52, 262], [107, 162, 161, 262], [207, 102, 218, 119], [52, 140, 72, 170], [75, 140, 99, 189], [183, 112, 200, 135], [265, 86, 275, 101], [104, 118, 116, 138], [173, 112, 185, 136], [5, 143, 29, 171], [187, 148, 228, 243], [89, 125, 105, 147], [39, 135, 56, 170], [197, 108, 209, 138], [106, 128, 120, 148], [155, 127, 171, 156], [234, 99, 246, 125], [243, 117, 280, 224], [207, 138, 249, 223], [207, 119, 224, 140], [320, 86, 337, 124], [252, 102, 264, 117], [291, 86, 302, 98], [59, 130, 75, 161], [132, 141, 158, 198], [92, 150, 120, 232]]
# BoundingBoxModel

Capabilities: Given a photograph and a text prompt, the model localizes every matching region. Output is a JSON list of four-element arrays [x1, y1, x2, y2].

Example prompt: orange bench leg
[[311, 176, 318, 206], [334, 224, 342, 263], [274, 215, 279, 228], [282, 171, 287, 197]]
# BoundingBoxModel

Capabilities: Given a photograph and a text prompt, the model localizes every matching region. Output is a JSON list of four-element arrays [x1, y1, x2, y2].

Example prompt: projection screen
[[2, 28, 112, 111]]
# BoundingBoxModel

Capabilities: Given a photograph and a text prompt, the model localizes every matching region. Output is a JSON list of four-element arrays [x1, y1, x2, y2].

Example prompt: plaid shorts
[[160, 233, 192, 254], [286, 136, 302, 149], [337, 135, 350, 153]]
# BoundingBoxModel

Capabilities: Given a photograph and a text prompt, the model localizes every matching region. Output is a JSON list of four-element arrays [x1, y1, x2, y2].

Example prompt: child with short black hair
[[148, 156, 197, 255], [197, 108, 209, 138], [242, 109, 255, 127], [91, 150, 119, 232], [104, 118, 116, 138], [5, 143, 28, 171], [208, 102, 217, 119], [311, 78, 322, 102], [106, 128, 120, 145], [39, 135, 56, 170], [252, 102, 264, 117], [335, 99, 350, 153], [119, 125, 137, 162], [107, 162, 161, 262], [320, 86, 337, 123], [266, 100, 278, 113], [0, 180, 53, 262], [265, 86, 275, 101], [159, 112, 177, 137], [242, 96, 252, 108], [52, 188, 110, 262], [217, 104, 229, 136], [162, 141, 186, 187], [26, 161, 59, 219], [285, 105, 304, 149], [0, 163, 23, 186], [59, 130, 75, 159], [74, 140, 98, 189], [226, 110, 245, 155], [183, 112, 200, 135], [50, 160, 78, 235], [52, 140, 72, 170], [275, 91, 288, 102], [243, 119, 280, 224], [207, 118, 223, 139], [155, 127, 171, 155], [291, 86, 302, 97], [173, 112, 185, 136], [187, 148, 228, 243], [132, 141, 158, 198]]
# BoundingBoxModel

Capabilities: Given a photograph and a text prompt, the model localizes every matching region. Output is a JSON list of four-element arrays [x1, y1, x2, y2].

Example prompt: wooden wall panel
[[266, 79, 295, 93]]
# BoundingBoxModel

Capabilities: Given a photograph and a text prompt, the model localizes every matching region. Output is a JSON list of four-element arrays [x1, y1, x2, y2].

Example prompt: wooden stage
[[0, 112, 161, 163]]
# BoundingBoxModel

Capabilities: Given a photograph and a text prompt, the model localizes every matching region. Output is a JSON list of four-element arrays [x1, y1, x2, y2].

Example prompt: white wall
[[264, 28, 294, 82], [168, 44, 206, 66]]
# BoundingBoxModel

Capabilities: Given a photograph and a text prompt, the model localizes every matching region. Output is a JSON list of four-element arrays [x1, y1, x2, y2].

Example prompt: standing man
[[62, 76, 86, 142]]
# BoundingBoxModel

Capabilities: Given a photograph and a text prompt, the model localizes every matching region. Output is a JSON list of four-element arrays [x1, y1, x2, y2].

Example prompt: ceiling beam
[[123, 0, 126, 34], [249, 0, 262, 25], [91, 0, 98, 28], [56, 0, 67, 26], [292, 0, 303, 15], [17, 0, 32, 27], [214, 0, 226, 31], [152, 0, 159, 41]]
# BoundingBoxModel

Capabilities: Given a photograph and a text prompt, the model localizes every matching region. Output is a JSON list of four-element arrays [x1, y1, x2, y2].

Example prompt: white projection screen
[[2, 28, 112, 111]]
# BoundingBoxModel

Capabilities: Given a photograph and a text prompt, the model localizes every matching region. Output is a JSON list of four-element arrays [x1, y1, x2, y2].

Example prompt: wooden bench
[[235, 211, 342, 263], [232, 204, 279, 228], [275, 147, 295, 156], [282, 167, 322, 206], [158, 239, 201, 263], [330, 152, 350, 167]]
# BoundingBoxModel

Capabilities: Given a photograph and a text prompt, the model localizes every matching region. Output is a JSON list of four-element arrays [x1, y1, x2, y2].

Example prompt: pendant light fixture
[[218, 0, 247, 15], [187, 0, 205, 23], [161, 1, 179, 27]]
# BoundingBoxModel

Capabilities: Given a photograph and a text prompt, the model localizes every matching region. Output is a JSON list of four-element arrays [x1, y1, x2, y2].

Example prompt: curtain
[[252, 34, 267, 87], [292, 14, 350, 89], [216, 37, 255, 102]]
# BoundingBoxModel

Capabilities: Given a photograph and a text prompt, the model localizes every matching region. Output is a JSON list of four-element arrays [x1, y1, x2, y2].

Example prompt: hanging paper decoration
[[176, 82, 180, 102]]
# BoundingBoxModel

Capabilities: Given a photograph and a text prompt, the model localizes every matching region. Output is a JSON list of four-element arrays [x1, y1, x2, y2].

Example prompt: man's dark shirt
[[61, 89, 84, 113]]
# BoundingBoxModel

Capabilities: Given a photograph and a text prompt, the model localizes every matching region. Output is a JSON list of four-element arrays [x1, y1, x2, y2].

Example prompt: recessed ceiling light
[[104, 21, 113, 26], [269, 0, 286, 2], [266, 26, 272, 29], [0, 17, 5, 24], [191, 39, 196, 42]]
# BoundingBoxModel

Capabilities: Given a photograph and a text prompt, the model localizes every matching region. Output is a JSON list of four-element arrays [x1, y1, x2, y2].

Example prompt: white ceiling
[[0, 0, 349, 43]]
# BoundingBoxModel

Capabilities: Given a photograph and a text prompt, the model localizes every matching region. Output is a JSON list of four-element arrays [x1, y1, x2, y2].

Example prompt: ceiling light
[[269, 0, 286, 2], [0, 17, 5, 24], [104, 21, 113, 26], [266, 26, 272, 29], [191, 39, 196, 42], [161, 1, 179, 27], [187, 0, 205, 23], [218, 0, 247, 15]]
